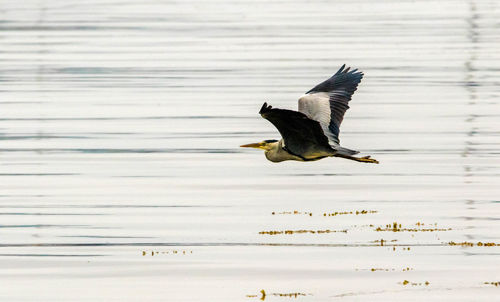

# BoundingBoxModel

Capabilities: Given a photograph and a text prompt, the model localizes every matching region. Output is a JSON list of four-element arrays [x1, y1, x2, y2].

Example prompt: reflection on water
[[1, 0, 499, 301]]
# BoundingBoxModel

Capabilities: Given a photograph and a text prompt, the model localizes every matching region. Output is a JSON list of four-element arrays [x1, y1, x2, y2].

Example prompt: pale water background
[[1, 0, 499, 301]]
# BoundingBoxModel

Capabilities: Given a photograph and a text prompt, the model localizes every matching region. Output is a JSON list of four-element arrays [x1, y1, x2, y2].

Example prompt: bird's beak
[[240, 142, 267, 150]]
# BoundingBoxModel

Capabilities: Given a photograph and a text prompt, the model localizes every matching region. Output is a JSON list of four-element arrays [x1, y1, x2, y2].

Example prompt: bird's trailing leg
[[334, 154, 379, 164], [355, 155, 379, 164]]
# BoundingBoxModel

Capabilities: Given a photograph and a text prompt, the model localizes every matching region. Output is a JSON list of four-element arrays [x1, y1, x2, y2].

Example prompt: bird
[[240, 65, 378, 164]]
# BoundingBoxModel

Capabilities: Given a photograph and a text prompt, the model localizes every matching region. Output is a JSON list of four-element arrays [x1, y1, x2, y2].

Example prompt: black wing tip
[[305, 65, 364, 94], [336, 64, 363, 77], [337, 64, 346, 74], [259, 102, 272, 115]]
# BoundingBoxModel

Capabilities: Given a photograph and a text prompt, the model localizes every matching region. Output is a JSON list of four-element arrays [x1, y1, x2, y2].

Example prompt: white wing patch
[[298, 93, 338, 145]]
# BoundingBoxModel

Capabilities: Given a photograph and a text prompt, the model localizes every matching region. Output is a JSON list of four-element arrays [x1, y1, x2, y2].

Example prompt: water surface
[[1, 0, 499, 301]]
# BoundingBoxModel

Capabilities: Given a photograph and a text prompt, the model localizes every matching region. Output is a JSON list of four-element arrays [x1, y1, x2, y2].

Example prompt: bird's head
[[240, 139, 278, 151]]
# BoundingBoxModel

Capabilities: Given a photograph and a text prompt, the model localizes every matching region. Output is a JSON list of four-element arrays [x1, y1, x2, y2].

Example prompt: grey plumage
[[305, 64, 363, 142]]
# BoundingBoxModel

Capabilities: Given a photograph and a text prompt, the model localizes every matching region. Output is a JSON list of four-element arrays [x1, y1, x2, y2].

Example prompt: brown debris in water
[[375, 222, 451, 232], [372, 239, 397, 243], [273, 292, 308, 298], [272, 210, 313, 216], [484, 281, 499, 287], [371, 268, 392, 271], [271, 209, 377, 217], [246, 289, 311, 300], [357, 267, 412, 272], [448, 241, 498, 247], [401, 280, 430, 286], [259, 229, 347, 235], [142, 250, 193, 256], [323, 210, 377, 217]]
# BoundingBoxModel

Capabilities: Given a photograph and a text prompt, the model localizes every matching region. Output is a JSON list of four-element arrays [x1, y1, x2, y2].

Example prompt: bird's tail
[[335, 146, 359, 156]]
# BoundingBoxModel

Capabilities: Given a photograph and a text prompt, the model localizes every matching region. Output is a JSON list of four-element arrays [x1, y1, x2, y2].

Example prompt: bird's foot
[[357, 156, 379, 164]]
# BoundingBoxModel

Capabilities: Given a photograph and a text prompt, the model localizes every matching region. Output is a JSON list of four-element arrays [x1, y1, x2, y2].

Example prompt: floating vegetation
[[372, 239, 397, 245], [273, 292, 308, 298], [246, 290, 265, 300], [323, 210, 377, 217], [259, 229, 347, 235], [358, 224, 376, 228], [375, 222, 451, 232], [365, 268, 394, 272], [247, 289, 311, 300], [401, 280, 430, 286], [484, 281, 499, 287], [356, 267, 413, 272], [270, 210, 377, 217], [448, 241, 498, 247], [142, 250, 193, 256], [272, 210, 312, 216]]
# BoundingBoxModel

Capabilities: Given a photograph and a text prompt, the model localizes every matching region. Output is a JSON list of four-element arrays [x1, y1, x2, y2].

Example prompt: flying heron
[[241, 65, 378, 164]]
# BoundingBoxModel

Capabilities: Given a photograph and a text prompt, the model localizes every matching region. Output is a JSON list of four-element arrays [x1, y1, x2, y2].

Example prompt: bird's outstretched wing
[[259, 102, 332, 157], [298, 65, 363, 147]]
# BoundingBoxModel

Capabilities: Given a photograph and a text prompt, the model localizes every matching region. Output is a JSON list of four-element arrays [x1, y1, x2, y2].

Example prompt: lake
[[0, 0, 499, 301]]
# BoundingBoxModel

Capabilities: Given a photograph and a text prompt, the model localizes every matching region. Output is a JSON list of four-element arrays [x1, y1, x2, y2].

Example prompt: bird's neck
[[264, 140, 303, 162]]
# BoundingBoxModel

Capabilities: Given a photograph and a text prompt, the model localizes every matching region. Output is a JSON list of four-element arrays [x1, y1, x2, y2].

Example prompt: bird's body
[[262, 140, 330, 163], [241, 65, 378, 164]]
